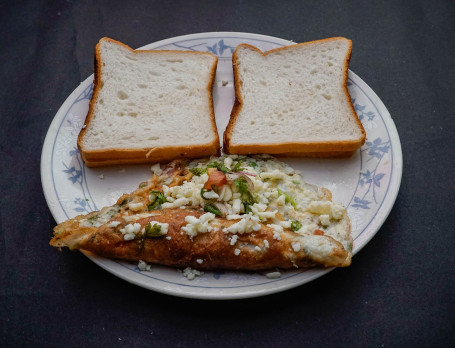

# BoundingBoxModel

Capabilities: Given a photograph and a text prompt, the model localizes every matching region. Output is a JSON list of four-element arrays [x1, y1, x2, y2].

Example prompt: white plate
[[41, 32, 402, 300]]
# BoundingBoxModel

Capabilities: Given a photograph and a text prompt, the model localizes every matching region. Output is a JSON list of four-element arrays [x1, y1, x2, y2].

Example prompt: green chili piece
[[190, 167, 207, 176], [203, 203, 222, 216], [207, 161, 229, 173], [148, 190, 167, 211], [232, 160, 244, 172], [277, 188, 297, 208], [291, 220, 302, 232], [145, 222, 163, 237]]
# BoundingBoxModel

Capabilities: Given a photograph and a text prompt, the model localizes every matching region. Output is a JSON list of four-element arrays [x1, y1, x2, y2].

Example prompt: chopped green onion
[[291, 220, 302, 232], [190, 167, 207, 176], [292, 180, 300, 185], [145, 222, 163, 237], [204, 203, 222, 216], [234, 177, 256, 206], [234, 177, 249, 193], [277, 188, 297, 208], [148, 190, 166, 211], [207, 161, 229, 173], [243, 202, 252, 214], [234, 177, 257, 211], [232, 160, 244, 172]]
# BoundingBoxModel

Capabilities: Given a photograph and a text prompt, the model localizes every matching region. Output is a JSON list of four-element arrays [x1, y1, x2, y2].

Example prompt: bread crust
[[223, 37, 366, 156], [77, 37, 220, 167]]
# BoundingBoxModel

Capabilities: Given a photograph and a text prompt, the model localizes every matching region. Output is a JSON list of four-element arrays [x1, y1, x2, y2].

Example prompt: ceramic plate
[[41, 32, 402, 299]]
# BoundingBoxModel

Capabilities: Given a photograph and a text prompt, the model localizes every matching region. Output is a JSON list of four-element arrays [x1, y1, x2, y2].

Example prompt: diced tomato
[[313, 229, 325, 235], [204, 168, 227, 190]]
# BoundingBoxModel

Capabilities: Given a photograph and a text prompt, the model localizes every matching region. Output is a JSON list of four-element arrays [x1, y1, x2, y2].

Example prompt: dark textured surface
[[1, 0, 454, 346]]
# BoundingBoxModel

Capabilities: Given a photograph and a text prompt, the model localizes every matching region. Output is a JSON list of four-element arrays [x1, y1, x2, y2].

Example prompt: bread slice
[[223, 37, 366, 156], [78, 38, 220, 167]]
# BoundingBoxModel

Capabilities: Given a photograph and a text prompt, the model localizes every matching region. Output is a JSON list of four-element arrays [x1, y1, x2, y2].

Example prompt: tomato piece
[[313, 229, 325, 235], [204, 168, 227, 190]]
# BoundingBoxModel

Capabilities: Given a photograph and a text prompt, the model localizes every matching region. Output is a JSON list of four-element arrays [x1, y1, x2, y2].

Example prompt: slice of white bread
[[223, 37, 366, 157], [78, 38, 220, 167]]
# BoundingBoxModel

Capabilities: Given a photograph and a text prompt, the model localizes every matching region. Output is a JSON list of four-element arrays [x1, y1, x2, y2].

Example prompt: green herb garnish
[[277, 188, 297, 208], [292, 180, 300, 185], [204, 203, 222, 216], [291, 220, 302, 232], [190, 167, 207, 176], [148, 190, 167, 211], [145, 222, 163, 237], [234, 177, 256, 208], [243, 202, 252, 214], [232, 160, 244, 172], [207, 161, 229, 173], [249, 161, 258, 168]]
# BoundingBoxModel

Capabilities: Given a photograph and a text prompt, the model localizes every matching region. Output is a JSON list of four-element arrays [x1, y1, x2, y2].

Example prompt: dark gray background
[[1, 0, 454, 346]]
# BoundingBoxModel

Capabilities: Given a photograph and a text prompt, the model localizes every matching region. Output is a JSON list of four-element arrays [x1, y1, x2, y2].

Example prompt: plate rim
[[41, 32, 402, 300]]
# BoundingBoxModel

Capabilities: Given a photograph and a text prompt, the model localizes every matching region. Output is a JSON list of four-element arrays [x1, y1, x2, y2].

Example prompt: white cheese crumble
[[182, 267, 203, 280], [150, 163, 163, 176], [109, 221, 121, 228], [231, 198, 242, 214], [234, 248, 241, 256], [307, 201, 344, 220], [181, 212, 216, 238], [265, 271, 281, 279], [138, 260, 152, 272], [319, 214, 331, 226], [202, 190, 219, 199], [196, 259, 203, 264], [267, 224, 283, 240], [119, 221, 168, 240], [251, 203, 277, 221], [264, 240, 269, 248], [223, 213, 261, 234], [291, 241, 301, 252], [279, 220, 292, 229], [120, 222, 142, 240], [230, 234, 238, 246]]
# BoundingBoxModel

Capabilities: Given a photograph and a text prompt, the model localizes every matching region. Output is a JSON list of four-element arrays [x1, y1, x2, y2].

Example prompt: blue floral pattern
[[349, 95, 391, 211], [172, 39, 236, 57]]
